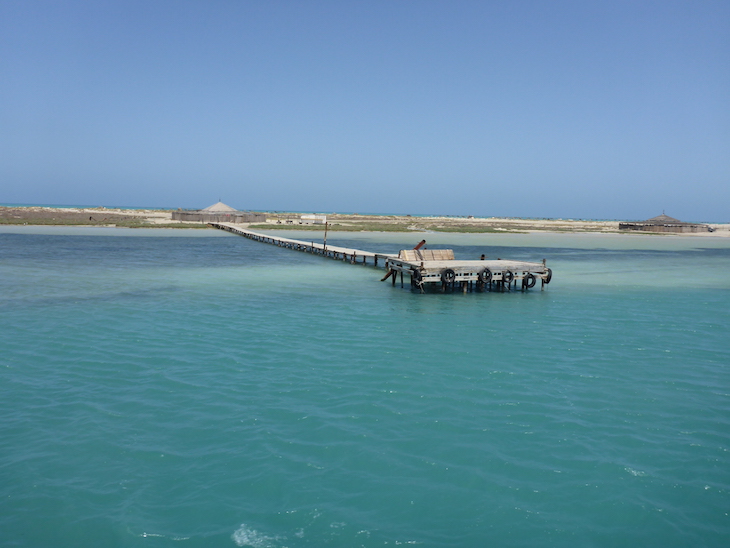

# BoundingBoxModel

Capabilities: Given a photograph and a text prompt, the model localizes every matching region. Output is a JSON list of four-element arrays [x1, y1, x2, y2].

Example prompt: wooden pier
[[210, 222, 552, 293]]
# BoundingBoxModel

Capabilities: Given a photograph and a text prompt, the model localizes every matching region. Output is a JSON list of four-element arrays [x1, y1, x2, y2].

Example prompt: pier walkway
[[211, 223, 395, 266], [211, 222, 552, 293]]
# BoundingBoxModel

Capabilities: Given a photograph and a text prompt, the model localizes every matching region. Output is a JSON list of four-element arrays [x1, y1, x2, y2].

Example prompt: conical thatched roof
[[201, 201, 237, 212], [646, 213, 682, 224]]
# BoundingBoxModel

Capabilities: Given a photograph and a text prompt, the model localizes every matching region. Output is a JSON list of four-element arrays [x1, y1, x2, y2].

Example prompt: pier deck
[[211, 222, 551, 292]]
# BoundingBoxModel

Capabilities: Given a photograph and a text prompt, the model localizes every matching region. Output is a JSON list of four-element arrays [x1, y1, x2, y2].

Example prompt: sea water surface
[[1, 227, 729, 547]]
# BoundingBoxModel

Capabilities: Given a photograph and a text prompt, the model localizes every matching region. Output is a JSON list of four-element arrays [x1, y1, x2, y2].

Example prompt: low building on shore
[[619, 213, 712, 233], [171, 202, 266, 223], [300, 214, 327, 225]]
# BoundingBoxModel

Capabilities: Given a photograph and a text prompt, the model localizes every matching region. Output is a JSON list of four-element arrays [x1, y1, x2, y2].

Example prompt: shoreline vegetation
[[2, 205, 728, 236]]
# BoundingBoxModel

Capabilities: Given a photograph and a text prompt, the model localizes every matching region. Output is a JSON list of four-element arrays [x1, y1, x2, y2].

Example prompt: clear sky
[[2, 1, 728, 221]]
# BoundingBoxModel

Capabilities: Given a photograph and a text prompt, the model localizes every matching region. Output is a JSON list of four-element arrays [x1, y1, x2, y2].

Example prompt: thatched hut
[[619, 214, 712, 233], [172, 202, 266, 223]]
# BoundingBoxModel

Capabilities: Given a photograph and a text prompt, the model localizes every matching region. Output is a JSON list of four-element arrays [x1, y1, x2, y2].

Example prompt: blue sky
[[2, 1, 728, 221]]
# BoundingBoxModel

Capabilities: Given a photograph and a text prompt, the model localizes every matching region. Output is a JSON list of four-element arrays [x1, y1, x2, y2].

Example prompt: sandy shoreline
[[2, 205, 729, 236]]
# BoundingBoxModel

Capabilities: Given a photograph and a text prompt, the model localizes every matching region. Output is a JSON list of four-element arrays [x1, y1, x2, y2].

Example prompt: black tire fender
[[502, 270, 514, 284], [523, 273, 536, 289], [544, 268, 552, 284], [478, 268, 492, 284], [441, 268, 456, 283]]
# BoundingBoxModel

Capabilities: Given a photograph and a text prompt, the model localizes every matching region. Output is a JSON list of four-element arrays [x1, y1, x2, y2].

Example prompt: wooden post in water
[[542, 259, 546, 291]]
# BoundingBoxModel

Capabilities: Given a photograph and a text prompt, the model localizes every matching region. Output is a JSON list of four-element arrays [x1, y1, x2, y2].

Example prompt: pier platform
[[384, 250, 551, 292]]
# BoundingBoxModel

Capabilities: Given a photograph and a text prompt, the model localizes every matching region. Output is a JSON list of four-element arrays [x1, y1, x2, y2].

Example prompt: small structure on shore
[[619, 214, 712, 233], [300, 214, 327, 225], [171, 202, 266, 223]]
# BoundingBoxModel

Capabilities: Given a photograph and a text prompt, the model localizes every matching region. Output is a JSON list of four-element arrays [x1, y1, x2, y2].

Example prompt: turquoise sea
[[1, 226, 729, 547]]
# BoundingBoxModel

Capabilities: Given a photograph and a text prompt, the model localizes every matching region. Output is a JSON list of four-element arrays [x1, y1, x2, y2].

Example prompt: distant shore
[[2, 205, 728, 236]]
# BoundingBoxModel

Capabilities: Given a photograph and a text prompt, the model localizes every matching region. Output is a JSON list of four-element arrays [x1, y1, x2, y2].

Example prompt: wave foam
[[232, 524, 279, 548]]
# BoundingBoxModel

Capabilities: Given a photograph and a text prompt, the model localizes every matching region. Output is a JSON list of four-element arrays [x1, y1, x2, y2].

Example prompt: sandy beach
[[2, 205, 728, 236]]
